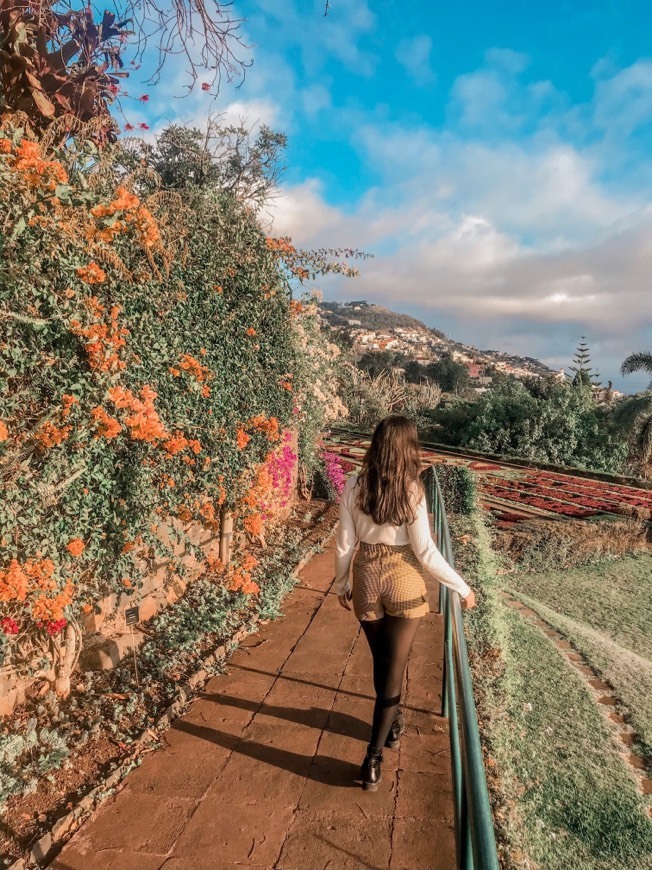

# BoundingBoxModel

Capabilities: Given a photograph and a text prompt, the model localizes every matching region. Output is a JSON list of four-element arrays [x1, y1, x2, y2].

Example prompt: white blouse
[[334, 474, 471, 599]]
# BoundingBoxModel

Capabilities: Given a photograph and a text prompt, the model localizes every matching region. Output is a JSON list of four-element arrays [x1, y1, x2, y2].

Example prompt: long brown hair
[[356, 416, 424, 525]]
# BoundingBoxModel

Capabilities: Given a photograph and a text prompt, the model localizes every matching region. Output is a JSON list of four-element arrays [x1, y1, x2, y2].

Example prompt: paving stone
[[263, 676, 336, 712], [53, 537, 455, 870], [206, 745, 311, 807], [325, 700, 372, 742], [399, 728, 451, 775], [299, 733, 397, 816], [125, 726, 233, 799], [390, 817, 456, 870], [277, 812, 392, 870], [162, 860, 269, 870], [242, 717, 323, 755], [78, 792, 195, 853], [395, 769, 455, 821], [171, 800, 294, 867], [51, 847, 167, 870]]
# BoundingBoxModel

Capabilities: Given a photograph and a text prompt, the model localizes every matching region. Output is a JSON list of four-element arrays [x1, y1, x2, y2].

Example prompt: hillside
[[320, 300, 558, 379]]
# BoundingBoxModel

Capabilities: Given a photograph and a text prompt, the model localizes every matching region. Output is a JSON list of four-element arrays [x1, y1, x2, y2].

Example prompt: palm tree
[[617, 352, 652, 470]]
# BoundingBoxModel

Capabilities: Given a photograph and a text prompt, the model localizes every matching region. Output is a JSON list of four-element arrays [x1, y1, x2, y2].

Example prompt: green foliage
[[403, 360, 429, 383], [452, 511, 652, 870], [492, 517, 646, 574], [0, 124, 347, 668], [357, 350, 401, 378], [149, 120, 287, 206], [436, 465, 476, 516], [431, 380, 628, 473], [426, 353, 470, 393], [618, 351, 652, 467]]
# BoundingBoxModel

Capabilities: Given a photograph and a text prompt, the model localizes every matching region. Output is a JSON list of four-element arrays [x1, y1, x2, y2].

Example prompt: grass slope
[[507, 554, 652, 660], [496, 607, 652, 870], [507, 553, 652, 758], [453, 518, 652, 869]]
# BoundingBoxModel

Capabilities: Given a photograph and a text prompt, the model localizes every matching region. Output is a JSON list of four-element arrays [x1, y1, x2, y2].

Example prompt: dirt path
[[50, 539, 456, 870], [500, 590, 652, 810]]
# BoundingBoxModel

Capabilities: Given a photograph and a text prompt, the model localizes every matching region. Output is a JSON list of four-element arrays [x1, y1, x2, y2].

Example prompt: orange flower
[[122, 578, 132, 588], [242, 554, 259, 572], [244, 513, 263, 537], [206, 555, 225, 574], [201, 384, 211, 398], [163, 432, 189, 455], [66, 538, 85, 558], [36, 421, 72, 448], [91, 407, 122, 439], [77, 263, 107, 285], [236, 427, 250, 450], [245, 327, 257, 337], [61, 394, 78, 419], [0, 421, 8, 442], [0, 139, 11, 155], [178, 353, 210, 383], [0, 559, 28, 603]]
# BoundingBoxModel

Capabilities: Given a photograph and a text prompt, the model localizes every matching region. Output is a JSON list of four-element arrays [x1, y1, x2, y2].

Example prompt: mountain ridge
[[319, 300, 559, 379]]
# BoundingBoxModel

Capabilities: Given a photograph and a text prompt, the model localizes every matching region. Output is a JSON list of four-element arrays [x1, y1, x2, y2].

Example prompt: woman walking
[[334, 416, 476, 790]]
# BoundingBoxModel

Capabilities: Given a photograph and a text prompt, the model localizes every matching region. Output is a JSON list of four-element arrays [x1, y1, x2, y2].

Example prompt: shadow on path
[[174, 719, 361, 788]]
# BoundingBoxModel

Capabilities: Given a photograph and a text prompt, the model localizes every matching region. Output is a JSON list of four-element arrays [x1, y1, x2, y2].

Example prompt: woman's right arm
[[407, 487, 473, 600], [334, 478, 356, 596]]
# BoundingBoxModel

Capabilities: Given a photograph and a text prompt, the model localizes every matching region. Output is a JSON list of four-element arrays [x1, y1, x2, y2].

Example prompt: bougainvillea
[[0, 122, 349, 687]]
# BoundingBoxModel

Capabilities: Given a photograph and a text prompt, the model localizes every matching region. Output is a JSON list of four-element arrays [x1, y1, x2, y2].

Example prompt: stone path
[[51, 539, 455, 870]]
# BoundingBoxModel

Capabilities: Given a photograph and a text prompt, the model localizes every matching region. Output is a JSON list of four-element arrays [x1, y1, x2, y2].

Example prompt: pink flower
[[201, 82, 211, 92], [124, 123, 135, 131], [1, 616, 19, 636], [139, 123, 150, 130], [139, 94, 150, 103], [37, 618, 67, 637]]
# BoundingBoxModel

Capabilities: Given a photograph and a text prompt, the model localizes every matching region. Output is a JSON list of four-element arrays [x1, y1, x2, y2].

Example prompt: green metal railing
[[423, 464, 500, 870]]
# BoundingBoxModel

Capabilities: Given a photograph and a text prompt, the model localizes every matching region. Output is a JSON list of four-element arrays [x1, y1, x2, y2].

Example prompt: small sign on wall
[[125, 606, 140, 626], [125, 606, 140, 686]]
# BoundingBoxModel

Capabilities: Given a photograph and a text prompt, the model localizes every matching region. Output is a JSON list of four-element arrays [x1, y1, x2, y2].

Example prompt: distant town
[[320, 300, 622, 401]]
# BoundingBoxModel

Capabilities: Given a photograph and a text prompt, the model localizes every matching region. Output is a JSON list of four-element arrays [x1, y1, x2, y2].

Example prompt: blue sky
[[124, 0, 652, 392]]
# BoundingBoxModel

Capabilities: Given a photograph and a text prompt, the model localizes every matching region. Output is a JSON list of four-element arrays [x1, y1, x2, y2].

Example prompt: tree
[[150, 119, 287, 206], [426, 353, 469, 393], [428, 380, 627, 472], [0, 0, 248, 135], [570, 337, 601, 387], [404, 360, 429, 384], [522, 374, 562, 400], [357, 350, 401, 379], [616, 352, 652, 468]]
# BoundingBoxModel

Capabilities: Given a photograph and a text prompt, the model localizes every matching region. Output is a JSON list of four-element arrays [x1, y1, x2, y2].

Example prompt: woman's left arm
[[407, 489, 472, 599]]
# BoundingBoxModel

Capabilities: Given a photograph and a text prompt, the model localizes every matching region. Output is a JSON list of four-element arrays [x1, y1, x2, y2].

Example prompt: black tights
[[360, 614, 422, 755]]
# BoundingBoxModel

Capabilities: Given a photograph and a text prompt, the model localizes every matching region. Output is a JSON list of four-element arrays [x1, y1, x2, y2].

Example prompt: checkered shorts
[[351, 542, 430, 622]]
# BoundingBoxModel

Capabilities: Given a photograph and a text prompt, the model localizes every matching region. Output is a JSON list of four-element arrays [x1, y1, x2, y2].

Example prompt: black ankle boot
[[384, 709, 405, 749], [360, 749, 383, 791]]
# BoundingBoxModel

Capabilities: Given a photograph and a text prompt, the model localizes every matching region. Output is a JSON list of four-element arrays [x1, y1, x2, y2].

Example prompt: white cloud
[[395, 35, 436, 85]]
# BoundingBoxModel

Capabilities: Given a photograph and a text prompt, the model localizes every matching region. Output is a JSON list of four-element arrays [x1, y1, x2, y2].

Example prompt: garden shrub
[[436, 464, 477, 516], [491, 517, 647, 573]]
